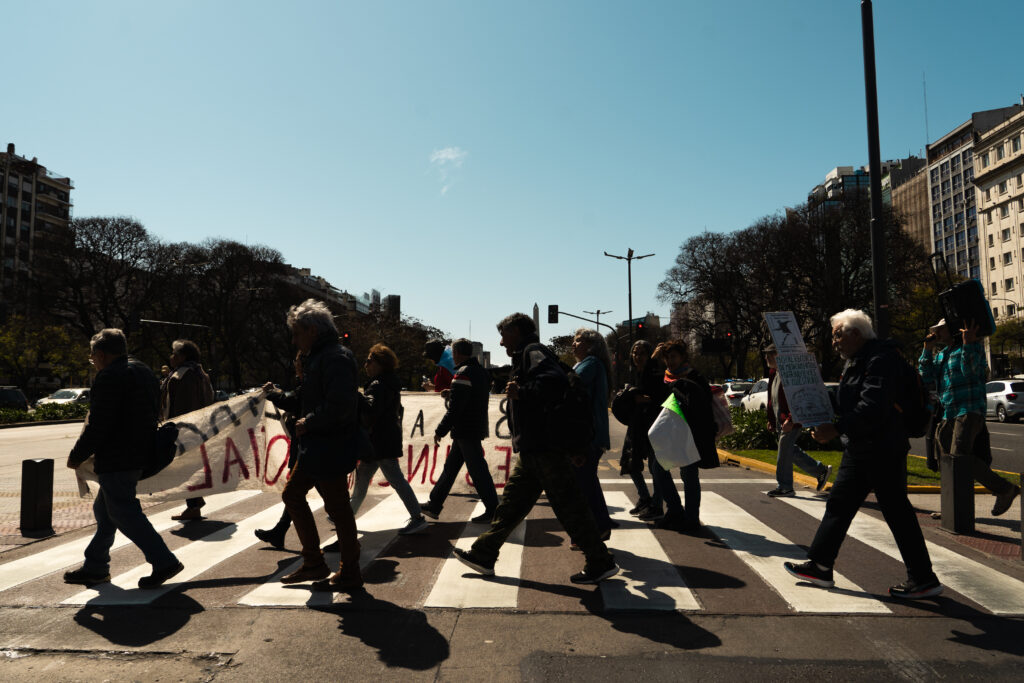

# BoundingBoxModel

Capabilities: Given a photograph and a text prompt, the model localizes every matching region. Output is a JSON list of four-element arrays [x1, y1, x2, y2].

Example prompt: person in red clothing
[[422, 339, 455, 392]]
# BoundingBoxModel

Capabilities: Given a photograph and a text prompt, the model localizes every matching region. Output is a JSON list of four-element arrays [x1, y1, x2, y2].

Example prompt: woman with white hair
[[569, 328, 614, 543]]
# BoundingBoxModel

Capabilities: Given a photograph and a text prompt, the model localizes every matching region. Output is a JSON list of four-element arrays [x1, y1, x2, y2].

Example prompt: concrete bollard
[[20, 458, 55, 538], [939, 453, 974, 534]]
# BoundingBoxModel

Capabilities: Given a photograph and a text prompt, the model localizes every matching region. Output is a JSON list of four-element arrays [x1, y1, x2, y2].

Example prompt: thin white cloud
[[430, 146, 468, 195]]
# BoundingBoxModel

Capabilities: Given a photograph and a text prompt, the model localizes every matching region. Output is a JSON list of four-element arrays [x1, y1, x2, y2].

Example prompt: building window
[[943, 198, 952, 213], [999, 180, 1008, 194], [953, 175, 963, 190], [971, 265, 981, 279], [987, 211, 993, 224], [967, 206, 977, 220], [1004, 251, 1013, 266], [945, 236, 954, 251], [1001, 205, 1010, 219], [1003, 228, 1012, 242], [990, 256, 996, 270], [968, 225, 978, 240], [964, 167, 974, 182], [997, 145, 1006, 161], [1015, 136, 1023, 153], [942, 179, 951, 195], [944, 216, 954, 230], [969, 245, 979, 260], [1006, 277, 1015, 292], [985, 188, 992, 201], [955, 211, 965, 227], [952, 156, 961, 172], [935, 240, 943, 252], [931, 185, 941, 201], [992, 281, 998, 294], [994, 307, 1000, 318], [956, 232, 966, 247], [981, 152, 990, 168], [963, 149, 973, 164], [988, 234, 995, 247], [941, 161, 950, 176], [965, 186, 975, 202], [1009, 304, 1017, 316], [930, 168, 940, 183]]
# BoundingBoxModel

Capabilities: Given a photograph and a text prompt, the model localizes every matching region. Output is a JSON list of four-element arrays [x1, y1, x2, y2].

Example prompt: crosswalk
[[1, 477, 1022, 616]]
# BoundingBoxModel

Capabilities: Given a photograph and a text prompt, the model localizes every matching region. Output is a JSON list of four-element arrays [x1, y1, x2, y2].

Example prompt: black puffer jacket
[[269, 335, 363, 478], [619, 359, 670, 473], [69, 356, 160, 474], [436, 357, 491, 440], [361, 370, 404, 460], [834, 338, 909, 457], [507, 334, 566, 454], [668, 367, 719, 469]]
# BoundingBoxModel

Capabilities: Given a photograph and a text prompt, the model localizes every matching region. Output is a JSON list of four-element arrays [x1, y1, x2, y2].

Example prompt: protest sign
[[763, 311, 833, 426]]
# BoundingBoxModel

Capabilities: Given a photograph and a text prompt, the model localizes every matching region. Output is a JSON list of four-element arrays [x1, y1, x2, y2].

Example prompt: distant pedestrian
[[454, 313, 618, 584], [422, 339, 455, 392], [264, 299, 363, 590], [920, 319, 1020, 515], [762, 344, 831, 498], [569, 328, 614, 545], [162, 339, 215, 522], [651, 340, 717, 534], [785, 309, 942, 600], [349, 343, 430, 535], [64, 329, 184, 589], [420, 338, 499, 524]]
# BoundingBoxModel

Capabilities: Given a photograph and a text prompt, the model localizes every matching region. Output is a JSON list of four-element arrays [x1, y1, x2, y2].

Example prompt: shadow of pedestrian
[[310, 591, 450, 670], [72, 592, 204, 646], [887, 595, 1024, 657]]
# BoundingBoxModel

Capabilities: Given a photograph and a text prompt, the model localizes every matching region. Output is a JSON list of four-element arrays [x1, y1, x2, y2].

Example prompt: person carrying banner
[[422, 338, 455, 392], [762, 344, 831, 498], [453, 313, 618, 584], [63, 329, 184, 589], [264, 299, 363, 590], [784, 309, 942, 600], [919, 319, 1020, 515], [420, 338, 499, 524], [162, 339, 215, 522]]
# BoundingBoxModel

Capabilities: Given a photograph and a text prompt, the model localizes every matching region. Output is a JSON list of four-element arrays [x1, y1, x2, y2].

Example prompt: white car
[[740, 378, 769, 412], [721, 381, 753, 408], [36, 388, 90, 407]]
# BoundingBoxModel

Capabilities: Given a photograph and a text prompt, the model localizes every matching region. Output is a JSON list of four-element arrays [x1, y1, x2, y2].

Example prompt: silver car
[[985, 380, 1024, 423]]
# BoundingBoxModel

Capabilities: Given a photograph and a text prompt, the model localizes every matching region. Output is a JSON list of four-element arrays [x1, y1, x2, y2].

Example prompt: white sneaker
[[398, 517, 430, 535]]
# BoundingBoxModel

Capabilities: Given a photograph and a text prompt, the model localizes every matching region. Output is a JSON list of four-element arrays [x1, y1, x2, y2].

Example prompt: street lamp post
[[861, 0, 889, 337], [604, 248, 654, 346], [582, 309, 612, 331]]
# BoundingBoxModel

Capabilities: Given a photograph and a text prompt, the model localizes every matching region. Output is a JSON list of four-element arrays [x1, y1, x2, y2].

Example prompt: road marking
[[600, 491, 701, 611], [700, 492, 890, 614], [780, 496, 1024, 616], [0, 490, 261, 594], [424, 502, 525, 608], [989, 446, 1013, 451], [598, 478, 777, 485], [238, 493, 410, 606]]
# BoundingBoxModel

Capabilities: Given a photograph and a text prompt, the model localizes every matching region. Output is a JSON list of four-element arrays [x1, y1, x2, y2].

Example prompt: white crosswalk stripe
[[780, 495, 1024, 616], [238, 493, 410, 607], [424, 502, 526, 608], [600, 491, 701, 611], [0, 490, 261, 594], [701, 492, 890, 613]]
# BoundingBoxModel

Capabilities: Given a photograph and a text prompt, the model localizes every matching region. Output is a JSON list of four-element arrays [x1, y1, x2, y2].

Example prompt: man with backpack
[[920, 319, 1020, 516], [784, 309, 942, 600], [454, 313, 618, 585]]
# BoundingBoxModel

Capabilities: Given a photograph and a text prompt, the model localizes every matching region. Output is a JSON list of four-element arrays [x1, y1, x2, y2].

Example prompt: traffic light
[[635, 321, 645, 338], [341, 331, 351, 346], [548, 305, 559, 324]]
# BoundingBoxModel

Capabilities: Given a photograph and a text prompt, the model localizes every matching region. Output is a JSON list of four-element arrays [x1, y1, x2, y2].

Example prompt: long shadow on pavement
[[72, 592, 204, 646]]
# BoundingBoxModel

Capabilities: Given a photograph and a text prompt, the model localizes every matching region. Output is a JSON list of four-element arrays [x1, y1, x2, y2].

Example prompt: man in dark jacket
[[421, 338, 498, 524], [265, 299, 364, 590], [162, 339, 215, 521], [454, 313, 617, 585], [784, 309, 942, 600], [63, 329, 183, 589]]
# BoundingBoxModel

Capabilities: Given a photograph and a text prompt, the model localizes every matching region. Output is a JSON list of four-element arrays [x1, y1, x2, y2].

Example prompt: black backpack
[[545, 362, 596, 459], [142, 422, 180, 480], [893, 358, 934, 439]]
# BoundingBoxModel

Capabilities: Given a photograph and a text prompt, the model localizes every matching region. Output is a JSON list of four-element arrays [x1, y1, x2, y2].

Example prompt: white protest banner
[[77, 392, 293, 501], [762, 311, 833, 426]]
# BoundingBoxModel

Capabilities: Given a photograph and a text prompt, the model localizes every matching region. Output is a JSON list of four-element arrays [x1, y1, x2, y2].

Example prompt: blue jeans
[[775, 428, 826, 489], [429, 438, 500, 513], [349, 458, 422, 518], [83, 470, 177, 574], [649, 456, 682, 515]]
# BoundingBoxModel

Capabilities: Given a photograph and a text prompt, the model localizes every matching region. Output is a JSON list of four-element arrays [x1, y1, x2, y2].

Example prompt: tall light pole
[[861, 0, 888, 337], [582, 309, 612, 331], [604, 248, 654, 346]]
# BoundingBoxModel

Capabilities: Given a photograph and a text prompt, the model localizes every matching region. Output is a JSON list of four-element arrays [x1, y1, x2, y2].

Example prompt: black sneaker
[[420, 502, 440, 520], [63, 567, 111, 586], [138, 561, 184, 589], [992, 485, 1021, 517], [889, 576, 943, 600], [254, 527, 286, 549], [783, 560, 834, 588], [766, 487, 795, 498], [453, 548, 495, 576], [471, 510, 495, 525], [570, 557, 619, 585], [629, 501, 650, 516], [816, 465, 833, 492], [638, 506, 665, 521]]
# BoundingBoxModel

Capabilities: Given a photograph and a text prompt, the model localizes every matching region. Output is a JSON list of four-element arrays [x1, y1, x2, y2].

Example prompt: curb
[[0, 418, 85, 430], [716, 448, 989, 494]]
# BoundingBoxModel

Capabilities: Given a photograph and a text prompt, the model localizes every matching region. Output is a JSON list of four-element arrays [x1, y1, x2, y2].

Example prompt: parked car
[[986, 379, 1024, 423], [721, 381, 753, 408], [36, 388, 91, 407], [740, 378, 769, 412], [0, 386, 30, 411]]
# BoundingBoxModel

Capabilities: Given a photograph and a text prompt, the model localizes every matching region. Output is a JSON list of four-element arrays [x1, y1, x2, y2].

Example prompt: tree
[[0, 315, 90, 397]]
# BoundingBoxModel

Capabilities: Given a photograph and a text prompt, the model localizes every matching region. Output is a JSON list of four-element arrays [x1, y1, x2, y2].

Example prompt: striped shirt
[[918, 342, 987, 419]]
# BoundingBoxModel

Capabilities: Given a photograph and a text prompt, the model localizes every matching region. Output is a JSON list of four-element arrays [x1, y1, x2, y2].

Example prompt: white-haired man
[[784, 309, 942, 600]]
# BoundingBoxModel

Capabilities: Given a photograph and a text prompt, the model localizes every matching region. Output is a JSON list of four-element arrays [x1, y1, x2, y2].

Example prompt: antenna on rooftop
[[922, 72, 930, 146]]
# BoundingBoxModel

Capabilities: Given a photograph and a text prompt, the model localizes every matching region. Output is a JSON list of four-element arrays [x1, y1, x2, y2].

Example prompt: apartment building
[[974, 104, 1024, 320], [0, 143, 73, 319]]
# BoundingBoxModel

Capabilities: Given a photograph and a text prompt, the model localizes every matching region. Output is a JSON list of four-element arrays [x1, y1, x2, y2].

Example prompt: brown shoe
[[992, 485, 1021, 517], [280, 563, 330, 584], [171, 507, 203, 521], [312, 571, 364, 592]]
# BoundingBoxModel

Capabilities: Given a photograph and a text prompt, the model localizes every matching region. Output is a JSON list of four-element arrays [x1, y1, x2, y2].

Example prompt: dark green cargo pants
[[471, 449, 612, 570]]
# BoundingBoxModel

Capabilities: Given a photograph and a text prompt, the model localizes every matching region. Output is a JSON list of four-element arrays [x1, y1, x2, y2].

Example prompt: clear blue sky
[[5, 1, 1023, 359]]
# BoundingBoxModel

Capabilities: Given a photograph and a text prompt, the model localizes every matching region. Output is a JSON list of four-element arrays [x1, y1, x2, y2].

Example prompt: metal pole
[[605, 248, 654, 349], [583, 309, 612, 331], [861, 0, 889, 338]]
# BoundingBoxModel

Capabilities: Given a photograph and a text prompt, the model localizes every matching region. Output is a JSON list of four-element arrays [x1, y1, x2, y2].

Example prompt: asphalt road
[[909, 420, 1024, 472]]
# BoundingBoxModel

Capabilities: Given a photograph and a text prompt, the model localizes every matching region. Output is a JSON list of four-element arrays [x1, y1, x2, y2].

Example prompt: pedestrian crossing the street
[[1, 478, 1022, 616]]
